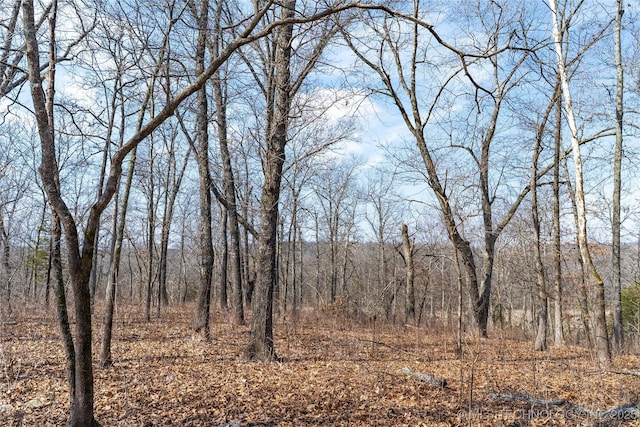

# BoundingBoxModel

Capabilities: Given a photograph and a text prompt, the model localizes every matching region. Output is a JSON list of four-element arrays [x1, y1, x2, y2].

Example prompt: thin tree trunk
[[31, 200, 47, 302], [550, 0, 610, 366], [52, 210, 76, 416], [532, 123, 547, 352], [553, 87, 564, 347], [454, 245, 464, 357], [145, 139, 155, 322], [532, 82, 561, 351], [0, 208, 11, 315], [563, 161, 592, 348], [219, 208, 229, 310], [611, 0, 624, 353], [100, 144, 136, 367], [401, 224, 416, 324], [213, 59, 244, 324]]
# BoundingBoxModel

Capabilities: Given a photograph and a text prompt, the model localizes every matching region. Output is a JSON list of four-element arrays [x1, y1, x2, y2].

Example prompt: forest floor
[[1, 303, 639, 426]]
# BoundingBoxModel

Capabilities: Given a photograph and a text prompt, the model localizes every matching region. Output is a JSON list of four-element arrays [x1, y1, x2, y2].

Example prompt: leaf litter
[[0, 304, 638, 426]]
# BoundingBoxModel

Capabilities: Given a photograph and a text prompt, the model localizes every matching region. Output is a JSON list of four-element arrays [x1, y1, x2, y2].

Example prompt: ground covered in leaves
[[1, 304, 639, 426]]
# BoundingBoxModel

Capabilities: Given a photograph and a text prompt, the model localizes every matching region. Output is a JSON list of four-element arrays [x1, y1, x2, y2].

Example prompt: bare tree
[[552, 87, 564, 347], [23, 0, 100, 423], [345, 1, 537, 337], [244, 0, 349, 359], [549, 0, 611, 367], [189, 0, 215, 340], [611, 0, 624, 353], [245, 0, 297, 360], [24, 0, 357, 420], [212, 18, 244, 323]]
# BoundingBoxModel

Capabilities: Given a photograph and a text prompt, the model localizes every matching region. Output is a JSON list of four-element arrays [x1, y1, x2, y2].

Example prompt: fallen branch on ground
[[608, 369, 640, 378], [401, 367, 448, 388]]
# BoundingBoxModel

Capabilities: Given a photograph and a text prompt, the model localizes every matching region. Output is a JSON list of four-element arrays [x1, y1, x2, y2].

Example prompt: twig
[[607, 369, 640, 378]]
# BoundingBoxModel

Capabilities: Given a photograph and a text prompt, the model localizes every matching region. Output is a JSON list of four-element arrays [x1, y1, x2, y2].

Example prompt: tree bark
[[213, 51, 244, 323], [145, 137, 156, 322], [532, 127, 547, 352], [219, 208, 229, 310], [191, 0, 214, 340], [550, 0, 610, 367], [100, 145, 136, 367], [553, 86, 564, 347], [245, 0, 296, 361], [611, 0, 624, 353], [401, 224, 416, 324], [23, 1, 99, 423]]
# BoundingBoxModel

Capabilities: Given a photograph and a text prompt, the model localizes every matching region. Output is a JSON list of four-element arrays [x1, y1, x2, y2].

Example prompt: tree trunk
[[531, 82, 561, 351], [611, 0, 624, 353], [100, 144, 136, 367], [145, 139, 155, 322], [219, 208, 229, 310], [157, 144, 190, 310], [24, 1, 99, 423], [401, 224, 416, 324], [213, 58, 244, 323], [191, 0, 214, 339], [453, 245, 464, 357], [553, 87, 564, 347], [532, 128, 547, 352], [564, 161, 592, 348], [0, 208, 11, 315], [51, 211, 76, 415], [550, 0, 610, 367], [245, 0, 296, 361]]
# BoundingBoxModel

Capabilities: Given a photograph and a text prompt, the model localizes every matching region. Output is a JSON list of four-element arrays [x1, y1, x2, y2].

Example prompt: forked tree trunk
[[157, 143, 190, 310], [24, 1, 99, 423]]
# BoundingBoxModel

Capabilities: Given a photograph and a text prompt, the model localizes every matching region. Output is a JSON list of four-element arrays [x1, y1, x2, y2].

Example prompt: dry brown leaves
[[1, 304, 638, 426]]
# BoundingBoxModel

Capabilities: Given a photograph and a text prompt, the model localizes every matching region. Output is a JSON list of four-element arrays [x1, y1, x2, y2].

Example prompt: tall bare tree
[[189, 0, 215, 339], [212, 15, 244, 323], [244, 0, 349, 359], [24, 0, 355, 421], [23, 0, 101, 423], [549, 0, 611, 367], [611, 0, 624, 353], [245, 0, 297, 360], [345, 1, 536, 337], [552, 85, 565, 347]]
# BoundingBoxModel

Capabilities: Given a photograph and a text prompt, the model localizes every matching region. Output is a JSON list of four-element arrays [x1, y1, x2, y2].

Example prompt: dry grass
[[0, 303, 639, 426]]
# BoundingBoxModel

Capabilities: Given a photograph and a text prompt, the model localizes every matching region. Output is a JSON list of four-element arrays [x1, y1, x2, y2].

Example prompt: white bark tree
[[549, 0, 611, 367]]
